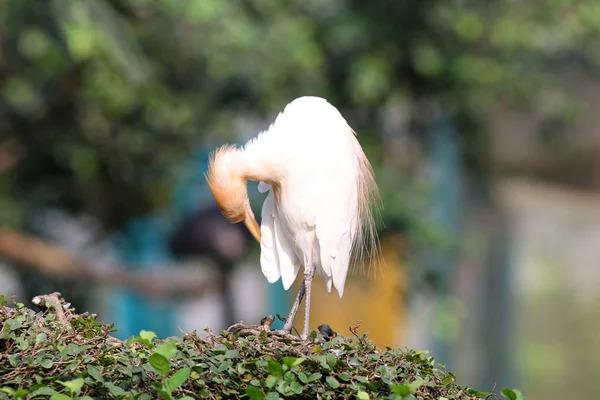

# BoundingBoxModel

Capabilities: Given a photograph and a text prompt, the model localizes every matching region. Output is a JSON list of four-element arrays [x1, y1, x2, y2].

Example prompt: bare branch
[[0, 228, 218, 299]]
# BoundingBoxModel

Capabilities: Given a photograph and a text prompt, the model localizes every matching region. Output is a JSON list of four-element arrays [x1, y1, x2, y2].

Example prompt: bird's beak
[[244, 215, 261, 243]]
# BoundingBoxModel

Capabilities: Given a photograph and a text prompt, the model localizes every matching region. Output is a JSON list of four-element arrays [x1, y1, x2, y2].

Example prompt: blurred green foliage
[[1, 0, 599, 233]]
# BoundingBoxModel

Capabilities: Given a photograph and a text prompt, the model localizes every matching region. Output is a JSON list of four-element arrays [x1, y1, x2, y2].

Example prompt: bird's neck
[[206, 146, 263, 242]]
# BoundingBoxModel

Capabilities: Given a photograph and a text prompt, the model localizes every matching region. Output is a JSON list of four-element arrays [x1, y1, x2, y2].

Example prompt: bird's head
[[206, 145, 247, 223]]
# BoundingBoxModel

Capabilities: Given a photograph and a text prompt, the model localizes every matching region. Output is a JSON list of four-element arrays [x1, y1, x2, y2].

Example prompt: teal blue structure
[[107, 149, 214, 340], [267, 280, 289, 330], [427, 116, 462, 369]]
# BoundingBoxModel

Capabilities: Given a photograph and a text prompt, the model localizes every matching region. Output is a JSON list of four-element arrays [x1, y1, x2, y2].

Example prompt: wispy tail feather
[[350, 130, 383, 279]]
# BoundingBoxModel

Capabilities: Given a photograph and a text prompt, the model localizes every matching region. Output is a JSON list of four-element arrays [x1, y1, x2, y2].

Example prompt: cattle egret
[[206, 96, 381, 339]]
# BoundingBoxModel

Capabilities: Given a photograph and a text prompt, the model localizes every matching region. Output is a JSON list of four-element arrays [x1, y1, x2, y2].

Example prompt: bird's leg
[[282, 279, 306, 333], [301, 266, 315, 340]]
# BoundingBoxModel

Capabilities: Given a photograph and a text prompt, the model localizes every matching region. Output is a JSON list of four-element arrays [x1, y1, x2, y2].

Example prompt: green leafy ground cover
[[0, 294, 522, 399]]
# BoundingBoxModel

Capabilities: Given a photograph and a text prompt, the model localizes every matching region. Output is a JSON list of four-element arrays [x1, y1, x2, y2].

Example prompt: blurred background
[[1, 0, 600, 398]]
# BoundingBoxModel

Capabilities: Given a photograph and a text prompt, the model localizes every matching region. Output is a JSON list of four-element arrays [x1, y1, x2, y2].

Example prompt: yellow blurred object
[[293, 234, 405, 348]]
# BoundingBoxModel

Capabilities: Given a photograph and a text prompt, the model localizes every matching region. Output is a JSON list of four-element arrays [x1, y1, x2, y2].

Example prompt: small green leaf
[[0, 295, 6, 306], [407, 380, 425, 392], [326, 376, 339, 389], [17, 339, 29, 350], [357, 391, 370, 400], [155, 340, 178, 359], [245, 386, 265, 400], [265, 392, 279, 400], [290, 381, 303, 395], [282, 356, 305, 368], [8, 354, 19, 367], [265, 375, 278, 389], [13, 388, 28, 397], [501, 388, 524, 400], [87, 365, 104, 382], [467, 388, 491, 396], [41, 359, 53, 369], [50, 394, 71, 400], [105, 383, 126, 397], [58, 378, 84, 395], [6, 319, 22, 330], [338, 372, 351, 381], [237, 363, 246, 375], [167, 367, 190, 392], [326, 353, 337, 369], [36, 333, 47, 344], [390, 380, 425, 396], [441, 375, 455, 386], [211, 343, 229, 354], [31, 387, 55, 396], [225, 349, 240, 359], [149, 353, 171, 377], [307, 372, 322, 382], [140, 330, 157, 342], [267, 360, 284, 378], [297, 372, 308, 384]]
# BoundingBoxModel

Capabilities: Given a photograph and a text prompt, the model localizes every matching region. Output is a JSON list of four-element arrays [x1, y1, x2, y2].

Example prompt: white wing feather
[[259, 191, 280, 283], [273, 207, 301, 290], [315, 175, 358, 298], [259, 188, 301, 289], [314, 126, 360, 298]]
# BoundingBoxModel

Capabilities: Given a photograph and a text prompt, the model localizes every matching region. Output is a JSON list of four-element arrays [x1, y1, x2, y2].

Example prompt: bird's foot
[[226, 316, 303, 341], [226, 319, 340, 345]]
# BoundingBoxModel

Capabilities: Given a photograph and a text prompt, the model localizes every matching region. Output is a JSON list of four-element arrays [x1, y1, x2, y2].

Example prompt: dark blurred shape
[[169, 207, 255, 327], [318, 324, 337, 341]]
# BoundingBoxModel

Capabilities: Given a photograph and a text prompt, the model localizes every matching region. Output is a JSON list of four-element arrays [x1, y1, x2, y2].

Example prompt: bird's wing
[[316, 209, 355, 298], [259, 191, 281, 283], [273, 207, 301, 290], [260, 189, 301, 289], [314, 164, 359, 298]]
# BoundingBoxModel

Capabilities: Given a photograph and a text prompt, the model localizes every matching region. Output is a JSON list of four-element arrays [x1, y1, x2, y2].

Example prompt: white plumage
[[206, 96, 380, 338], [249, 97, 360, 296]]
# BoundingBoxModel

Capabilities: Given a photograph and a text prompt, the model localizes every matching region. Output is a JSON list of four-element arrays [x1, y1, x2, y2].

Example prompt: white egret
[[206, 96, 381, 339]]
